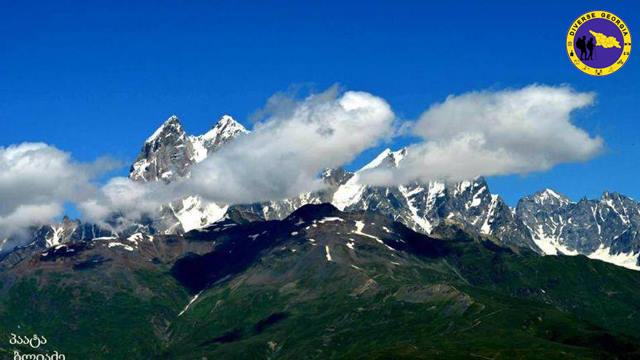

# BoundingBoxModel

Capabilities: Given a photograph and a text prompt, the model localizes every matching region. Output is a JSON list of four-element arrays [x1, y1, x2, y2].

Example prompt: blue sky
[[1, 0, 638, 205]]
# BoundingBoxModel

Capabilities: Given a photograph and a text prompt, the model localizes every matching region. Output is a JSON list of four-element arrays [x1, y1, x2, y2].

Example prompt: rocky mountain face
[[130, 116, 195, 182], [328, 148, 537, 251], [30, 217, 113, 249], [12, 216, 155, 260], [517, 190, 640, 269], [128, 117, 640, 269], [130, 114, 248, 183], [187, 147, 537, 253]]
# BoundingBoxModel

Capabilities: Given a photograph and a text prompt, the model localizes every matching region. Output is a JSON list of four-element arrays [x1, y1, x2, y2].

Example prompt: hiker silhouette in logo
[[586, 37, 594, 60], [576, 36, 587, 60]]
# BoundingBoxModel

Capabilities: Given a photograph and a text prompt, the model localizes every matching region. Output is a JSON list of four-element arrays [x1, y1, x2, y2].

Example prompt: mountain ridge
[[7, 115, 640, 272]]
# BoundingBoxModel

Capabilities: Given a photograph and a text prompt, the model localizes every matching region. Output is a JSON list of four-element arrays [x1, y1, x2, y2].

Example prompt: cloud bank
[[183, 88, 395, 203], [0, 143, 116, 242], [0, 85, 605, 245], [360, 85, 603, 185], [79, 88, 395, 228]]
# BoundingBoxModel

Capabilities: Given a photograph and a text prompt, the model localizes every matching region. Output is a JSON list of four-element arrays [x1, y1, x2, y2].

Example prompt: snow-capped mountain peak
[[128, 114, 250, 233], [131, 115, 193, 182], [517, 187, 640, 269], [600, 191, 633, 204], [201, 115, 247, 141], [333, 147, 406, 211], [532, 188, 572, 206], [190, 115, 249, 162], [146, 115, 184, 143], [360, 147, 407, 171], [131, 114, 249, 182], [391, 148, 407, 166], [363, 148, 391, 169]]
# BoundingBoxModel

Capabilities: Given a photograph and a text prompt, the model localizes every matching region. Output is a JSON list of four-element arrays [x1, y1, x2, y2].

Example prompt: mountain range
[[10, 114, 640, 271], [3, 115, 640, 358]]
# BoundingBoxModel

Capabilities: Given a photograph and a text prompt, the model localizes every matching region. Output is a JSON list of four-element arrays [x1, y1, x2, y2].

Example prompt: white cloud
[[360, 85, 604, 185], [177, 88, 395, 204], [78, 177, 171, 230], [0, 204, 62, 242], [0, 143, 116, 244], [0, 85, 606, 245], [78, 88, 395, 228]]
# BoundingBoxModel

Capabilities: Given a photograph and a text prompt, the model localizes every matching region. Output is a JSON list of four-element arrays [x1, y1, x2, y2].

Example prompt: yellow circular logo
[[566, 10, 631, 76]]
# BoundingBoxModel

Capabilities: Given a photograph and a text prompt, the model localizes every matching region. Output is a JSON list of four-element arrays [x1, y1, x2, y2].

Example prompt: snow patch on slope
[[399, 185, 433, 233], [528, 224, 579, 256], [352, 220, 387, 247], [325, 245, 333, 262], [172, 196, 228, 232], [588, 245, 640, 270], [178, 290, 204, 317], [480, 195, 499, 235], [332, 175, 365, 211], [107, 242, 134, 251]]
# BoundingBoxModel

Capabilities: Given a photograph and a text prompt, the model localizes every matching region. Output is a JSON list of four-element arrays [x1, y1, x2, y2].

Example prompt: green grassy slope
[[1, 207, 640, 359]]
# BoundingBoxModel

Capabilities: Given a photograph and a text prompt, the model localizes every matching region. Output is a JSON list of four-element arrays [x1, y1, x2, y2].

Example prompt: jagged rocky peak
[[30, 216, 113, 250], [190, 115, 248, 162], [516, 189, 566, 218], [515, 187, 640, 269], [515, 189, 572, 235], [599, 191, 639, 225], [146, 115, 185, 143], [601, 191, 635, 209], [531, 188, 572, 207], [451, 177, 487, 195], [321, 167, 353, 186], [204, 114, 248, 141], [361, 147, 407, 171], [130, 114, 249, 183], [389, 147, 408, 165], [130, 115, 195, 182], [327, 147, 535, 250], [126, 114, 249, 236]]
